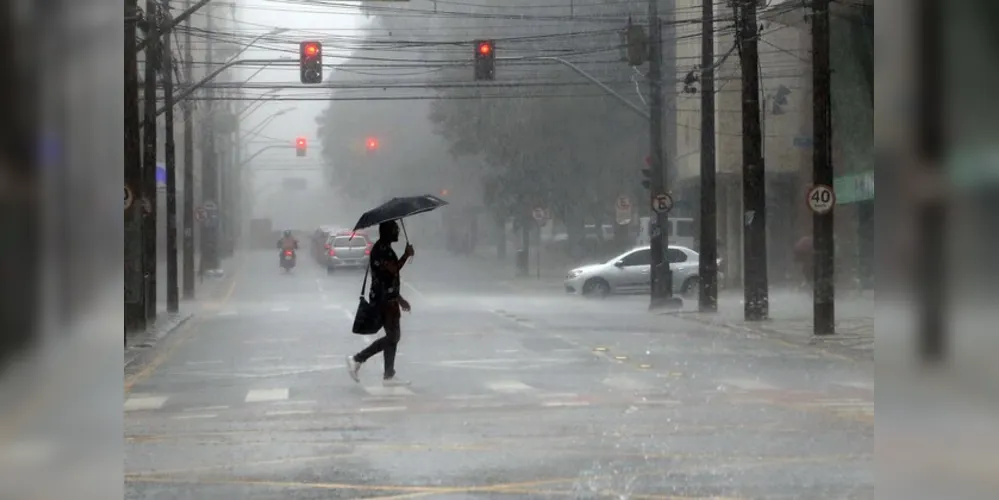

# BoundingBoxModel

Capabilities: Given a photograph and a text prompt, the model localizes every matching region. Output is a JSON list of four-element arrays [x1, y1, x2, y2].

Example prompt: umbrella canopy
[[352, 195, 449, 233]]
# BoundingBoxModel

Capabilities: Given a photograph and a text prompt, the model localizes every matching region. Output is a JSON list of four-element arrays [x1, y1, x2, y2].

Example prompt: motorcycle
[[280, 249, 296, 272]]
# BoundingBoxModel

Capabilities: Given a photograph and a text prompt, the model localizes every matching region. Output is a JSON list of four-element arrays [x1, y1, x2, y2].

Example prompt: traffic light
[[299, 41, 322, 84], [365, 136, 379, 152], [440, 188, 449, 197], [641, 156, 652, 189], [473, 40, 495, 81], [295, 137, 307, 157]]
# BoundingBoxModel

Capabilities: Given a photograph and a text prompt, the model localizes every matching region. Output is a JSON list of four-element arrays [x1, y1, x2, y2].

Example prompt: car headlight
[[567, 270, 583, 279]]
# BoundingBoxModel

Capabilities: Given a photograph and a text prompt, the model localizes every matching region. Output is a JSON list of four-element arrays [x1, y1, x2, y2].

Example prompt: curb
[[124, 312, 194, 371], [661, 311, 874, 362]]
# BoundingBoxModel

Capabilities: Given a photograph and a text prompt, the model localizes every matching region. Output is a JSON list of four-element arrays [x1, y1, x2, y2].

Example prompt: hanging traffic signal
[[641, 157, 652, 190], [299, 41, 323, 84], [440, 188, 449, 197], [295, 137, 307, 157], [473, 40, 495, 81], [365, 136, 379, 151]]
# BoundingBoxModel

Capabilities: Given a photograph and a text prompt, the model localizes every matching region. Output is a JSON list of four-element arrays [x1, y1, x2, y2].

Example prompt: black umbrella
[[352, 194, 449, 241]]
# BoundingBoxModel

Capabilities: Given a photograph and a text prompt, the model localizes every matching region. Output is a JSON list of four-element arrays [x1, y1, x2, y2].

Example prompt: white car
[[564, 245, 709, 298]]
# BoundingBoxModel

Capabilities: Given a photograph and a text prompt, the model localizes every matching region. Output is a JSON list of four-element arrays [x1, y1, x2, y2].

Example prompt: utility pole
[[125, 0, 146, 333], [201, 5, 220, 274], [142, 0, 160, 322], [916, 0, 945, 364], [737, 0, 769, 321], [698, 0, 718, 312], [647, 0, 679, 309], [182, 0, 196, 299], [812, 0, 835, 334], [163, 25, 180, 313]]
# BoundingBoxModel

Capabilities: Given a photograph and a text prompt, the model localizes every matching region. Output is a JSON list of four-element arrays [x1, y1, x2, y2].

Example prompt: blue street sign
[[156, 163, 166, 186]]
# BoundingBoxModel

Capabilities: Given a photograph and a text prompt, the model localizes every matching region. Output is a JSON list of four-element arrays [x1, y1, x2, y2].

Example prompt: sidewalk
[[126, 254, 239, 370], [465, 248, 571, 292], [663, 289, 875, 359]]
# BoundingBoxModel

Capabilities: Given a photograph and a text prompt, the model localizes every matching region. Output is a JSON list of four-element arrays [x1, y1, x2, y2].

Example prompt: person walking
[[345, 220, 414, 386]]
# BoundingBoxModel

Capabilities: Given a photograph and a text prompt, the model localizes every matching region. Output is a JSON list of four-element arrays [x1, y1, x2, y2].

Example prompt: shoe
[[382, 377, 410, 387], [345, 355, 360, 383]]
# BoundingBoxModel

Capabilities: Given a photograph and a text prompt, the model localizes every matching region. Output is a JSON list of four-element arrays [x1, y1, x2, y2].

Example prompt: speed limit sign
[[807, 185, 835, 214]]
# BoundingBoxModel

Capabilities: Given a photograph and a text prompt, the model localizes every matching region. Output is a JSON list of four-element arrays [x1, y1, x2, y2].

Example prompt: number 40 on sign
[[807, 185, 835, 214]]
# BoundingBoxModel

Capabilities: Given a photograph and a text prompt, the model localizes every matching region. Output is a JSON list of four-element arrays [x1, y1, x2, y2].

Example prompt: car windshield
[[333, 236, 367, 247]]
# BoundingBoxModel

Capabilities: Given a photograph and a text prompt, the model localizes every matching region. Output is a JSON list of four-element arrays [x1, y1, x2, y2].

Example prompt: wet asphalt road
[[125, 248, 874, 499]]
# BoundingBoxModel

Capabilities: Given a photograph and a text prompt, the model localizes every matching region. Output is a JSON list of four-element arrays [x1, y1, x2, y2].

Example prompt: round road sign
[[124, 185, 134, 210], [652, 193, 673, 214], [195, 207, 208, 222], [806, 185, 835, 214], [532, 207, 545, 221]]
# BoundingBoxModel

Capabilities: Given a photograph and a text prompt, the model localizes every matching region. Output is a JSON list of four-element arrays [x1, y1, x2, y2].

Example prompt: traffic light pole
[[182, 0, 195, 299], [201, 7, 220, 274], [812, 0, 835, 335], [163, 28, 180, 314], [125, 0, 146, 333], [737, 0, 769, 321], [647, 0, 679, 309], [698, 0, 718, 312], [142, 0, 160, 322]]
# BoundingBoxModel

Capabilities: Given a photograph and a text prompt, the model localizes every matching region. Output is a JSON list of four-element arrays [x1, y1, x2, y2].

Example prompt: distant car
[[312, 225, 343, 263], [325, 231, 372, 274], [564, 245, 717, 298]]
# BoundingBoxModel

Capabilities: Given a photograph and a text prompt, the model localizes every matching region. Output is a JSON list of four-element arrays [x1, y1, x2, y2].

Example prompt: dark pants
[[353, 301, 402, 378]]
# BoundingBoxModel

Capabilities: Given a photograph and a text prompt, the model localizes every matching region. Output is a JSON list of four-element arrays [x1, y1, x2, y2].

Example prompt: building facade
[[671, 0, 874, 290]]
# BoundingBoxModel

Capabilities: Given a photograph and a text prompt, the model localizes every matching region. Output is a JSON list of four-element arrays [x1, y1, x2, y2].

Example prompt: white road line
[[172, 414, 218, 420], [249, 356, 284, 362], [542, 401, 590, 407], [364, 386, 415, 397], [185, 360, 224, 366], [445, 394, 495, 401], [183, 405, 229, 412], [486, 381, 534, 393], [719, 378, 777, 391], [265, 410, 314, 416], [124, 396, 168, 411], [315, 278, 325, 292], [359, 406, 407, 413], [602, 375, 653, 392], [272, 400, 316, 406], [245, 388, 289, 403], [217, 311, 238, 316]]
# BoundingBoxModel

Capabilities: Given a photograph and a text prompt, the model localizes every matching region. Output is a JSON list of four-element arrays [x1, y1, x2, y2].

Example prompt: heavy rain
[[2, 1, 998, 499]]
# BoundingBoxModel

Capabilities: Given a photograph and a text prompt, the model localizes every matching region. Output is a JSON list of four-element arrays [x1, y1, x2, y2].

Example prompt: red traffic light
[[440, 189, 449, 196], [303, 43, 320, 57], [477, 42, 492, 56], [296, 137, 307, 148], [365, 137, 379, 150]]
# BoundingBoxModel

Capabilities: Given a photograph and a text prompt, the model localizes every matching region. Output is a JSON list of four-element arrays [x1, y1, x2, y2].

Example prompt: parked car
[[324, 231, 372, 274], [564, 245, 719, 298]]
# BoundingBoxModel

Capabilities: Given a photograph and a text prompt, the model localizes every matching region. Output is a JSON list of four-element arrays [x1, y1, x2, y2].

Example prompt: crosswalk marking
[[364, 385, 415, 397], [266, 410, 314, 416], [486, 380, 535, 393], [602, 375, 652, 392], [245, 388, 289, 403], [719, 378, 777, 391], [360, 406, 407, 413], [125, 396, 168, 411], [172, 413, 217, 420]]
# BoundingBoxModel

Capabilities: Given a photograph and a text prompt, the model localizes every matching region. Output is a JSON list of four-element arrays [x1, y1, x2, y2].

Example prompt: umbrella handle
[[400, 220, 413, 263]]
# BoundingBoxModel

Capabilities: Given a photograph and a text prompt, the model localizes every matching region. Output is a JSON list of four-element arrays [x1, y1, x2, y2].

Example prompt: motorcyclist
[[277, 230, 299, 264]]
